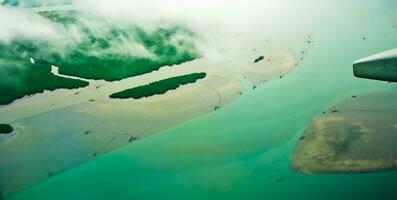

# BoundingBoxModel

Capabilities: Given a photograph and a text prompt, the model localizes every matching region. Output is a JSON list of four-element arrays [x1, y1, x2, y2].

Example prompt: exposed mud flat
[[0, 46, 298, 196], [4, 1, 397, 199], [291, 91, 397, 174]]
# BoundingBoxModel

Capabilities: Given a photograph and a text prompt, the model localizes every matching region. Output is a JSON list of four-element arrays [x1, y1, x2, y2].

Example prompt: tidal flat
[[0, 28, 298, 197], [291, 92, 397, 174], [3, 1, 397, 200]]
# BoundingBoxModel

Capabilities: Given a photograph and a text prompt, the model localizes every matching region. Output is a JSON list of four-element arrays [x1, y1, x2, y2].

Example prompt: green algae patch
[[110, 72, 206, 99], [0, 124, 13, 134], [0, 62, 88, 105]]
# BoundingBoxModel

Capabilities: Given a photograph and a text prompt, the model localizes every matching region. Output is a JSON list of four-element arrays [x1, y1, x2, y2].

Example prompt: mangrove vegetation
[[0, 10, 201, 105], [0, 61, 88, 105], [110, 72, 207, 99], [254, 56, 264, 63], [4, 11, 201, 81], [0, 124, 13, 134]]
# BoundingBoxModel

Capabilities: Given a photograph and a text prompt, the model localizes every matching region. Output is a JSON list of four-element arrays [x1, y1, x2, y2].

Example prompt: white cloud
[[0, 6, 63, 42]]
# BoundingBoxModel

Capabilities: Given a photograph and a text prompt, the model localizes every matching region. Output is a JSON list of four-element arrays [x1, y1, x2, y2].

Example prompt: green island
[[0, 61, 88, 105], [110, 72, 207, 99], [0, 124, 13, 134], [254, 56, 264, 63]]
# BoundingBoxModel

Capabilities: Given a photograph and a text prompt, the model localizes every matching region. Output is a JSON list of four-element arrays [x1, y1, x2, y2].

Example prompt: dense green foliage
[[39, 11, 78, 25], [0, 34, 89, 105], [0, 37, 90, 105], [0, 124, 13, 134], [0, 62, 88, 105], [35, 11, 200, 81], [110, 72, 206, 99], [0, 11, 199, 81], [254, 56, 264, 63], [0, 11, 200, 104]]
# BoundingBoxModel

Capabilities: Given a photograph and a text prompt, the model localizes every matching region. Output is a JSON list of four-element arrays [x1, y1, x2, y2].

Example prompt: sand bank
[[291, 91, 397, 174]]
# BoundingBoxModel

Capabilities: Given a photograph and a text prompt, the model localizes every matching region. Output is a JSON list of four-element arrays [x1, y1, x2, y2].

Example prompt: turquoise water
[[8, 1, 397, 199]]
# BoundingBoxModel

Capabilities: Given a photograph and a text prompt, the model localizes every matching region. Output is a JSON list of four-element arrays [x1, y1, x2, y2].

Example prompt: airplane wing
[[353, 48, 397, 82]]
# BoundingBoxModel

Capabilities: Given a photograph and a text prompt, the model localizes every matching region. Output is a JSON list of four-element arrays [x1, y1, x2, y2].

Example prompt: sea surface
[[8, 1, 397, 199]]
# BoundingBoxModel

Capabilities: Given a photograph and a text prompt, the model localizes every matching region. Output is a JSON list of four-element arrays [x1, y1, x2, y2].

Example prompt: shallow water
[[7, 1, 397, 199]]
